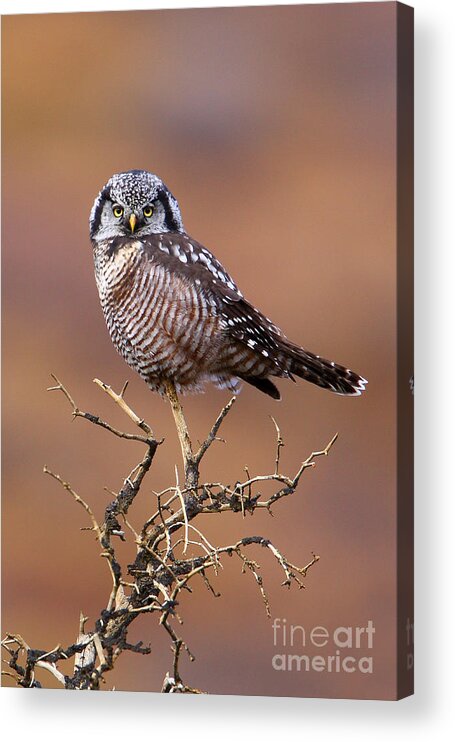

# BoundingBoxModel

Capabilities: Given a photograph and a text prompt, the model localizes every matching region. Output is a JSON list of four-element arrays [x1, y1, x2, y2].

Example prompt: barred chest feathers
[[93, 238, 233, 394]]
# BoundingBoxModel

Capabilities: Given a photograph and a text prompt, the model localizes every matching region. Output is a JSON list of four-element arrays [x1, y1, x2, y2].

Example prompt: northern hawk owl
[[90, 169, 367, 400]]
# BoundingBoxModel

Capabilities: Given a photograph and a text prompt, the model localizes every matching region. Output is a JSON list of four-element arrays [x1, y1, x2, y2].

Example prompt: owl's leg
[[163, 380, 198, 490]]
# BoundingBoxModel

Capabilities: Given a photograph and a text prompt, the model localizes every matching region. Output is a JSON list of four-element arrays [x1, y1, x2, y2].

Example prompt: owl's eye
[[112, 205, 124, 218], [143, 205, 154, 218]]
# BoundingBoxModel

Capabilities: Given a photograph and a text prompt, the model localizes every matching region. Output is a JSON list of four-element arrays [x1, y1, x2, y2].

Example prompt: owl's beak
[[129, 214, 137, 233]]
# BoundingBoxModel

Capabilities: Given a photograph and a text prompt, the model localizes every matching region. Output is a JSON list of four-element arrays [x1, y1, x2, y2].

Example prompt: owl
[[89, 169, 367, 400]]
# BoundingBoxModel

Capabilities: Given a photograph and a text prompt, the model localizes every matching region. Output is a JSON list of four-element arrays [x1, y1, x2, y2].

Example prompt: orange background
[[2, 3, 397, 698]]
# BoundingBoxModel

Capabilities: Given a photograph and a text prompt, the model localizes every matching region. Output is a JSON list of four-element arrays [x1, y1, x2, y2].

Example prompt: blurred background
[[2, 3, 397, 698]]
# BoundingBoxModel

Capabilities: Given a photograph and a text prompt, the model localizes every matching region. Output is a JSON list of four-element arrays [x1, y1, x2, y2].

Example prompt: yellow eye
[[112, 205, 124, 218], [143, 205, 153, 218]]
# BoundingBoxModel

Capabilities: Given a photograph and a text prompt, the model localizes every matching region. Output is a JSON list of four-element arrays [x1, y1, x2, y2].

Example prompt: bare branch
[[93, 377, 153, 438], [48, 374, 153, 444], [163, 380, 196, 488], [43, 466, 103, 541], [3, 376, 335, 693], [194, 396, 236, 464], [270, 416, 284, 475]]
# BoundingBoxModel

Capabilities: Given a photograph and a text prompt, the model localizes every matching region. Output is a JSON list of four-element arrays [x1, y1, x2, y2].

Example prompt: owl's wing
[[138, 233, 366, 397], [140, 232, 286, 360], [140, 232, 242, 295]]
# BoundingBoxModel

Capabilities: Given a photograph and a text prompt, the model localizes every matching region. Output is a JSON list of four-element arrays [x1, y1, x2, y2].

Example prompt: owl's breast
[[94, 240, 142, 304], [94, 240, 150, 363], [93, 238, 223, 385]]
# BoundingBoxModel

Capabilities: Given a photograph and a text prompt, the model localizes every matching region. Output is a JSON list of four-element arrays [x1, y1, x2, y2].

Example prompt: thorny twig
[[2, 376, 336, 692]]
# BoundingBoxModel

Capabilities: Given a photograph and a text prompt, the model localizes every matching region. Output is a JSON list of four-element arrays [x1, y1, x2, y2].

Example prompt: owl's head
[[89, 169, 184, 242]]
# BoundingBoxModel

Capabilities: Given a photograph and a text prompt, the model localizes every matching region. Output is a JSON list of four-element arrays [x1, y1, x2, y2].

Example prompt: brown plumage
[[90, 170, 367, 400]]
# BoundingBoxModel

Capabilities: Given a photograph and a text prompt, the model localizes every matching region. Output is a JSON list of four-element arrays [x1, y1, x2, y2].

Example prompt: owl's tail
[[240, 340, 367, 400], [283, 341, 368, 397]]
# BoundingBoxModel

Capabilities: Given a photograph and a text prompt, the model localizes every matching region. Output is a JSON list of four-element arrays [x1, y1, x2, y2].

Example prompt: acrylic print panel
[[1, 2, 413, 699]]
